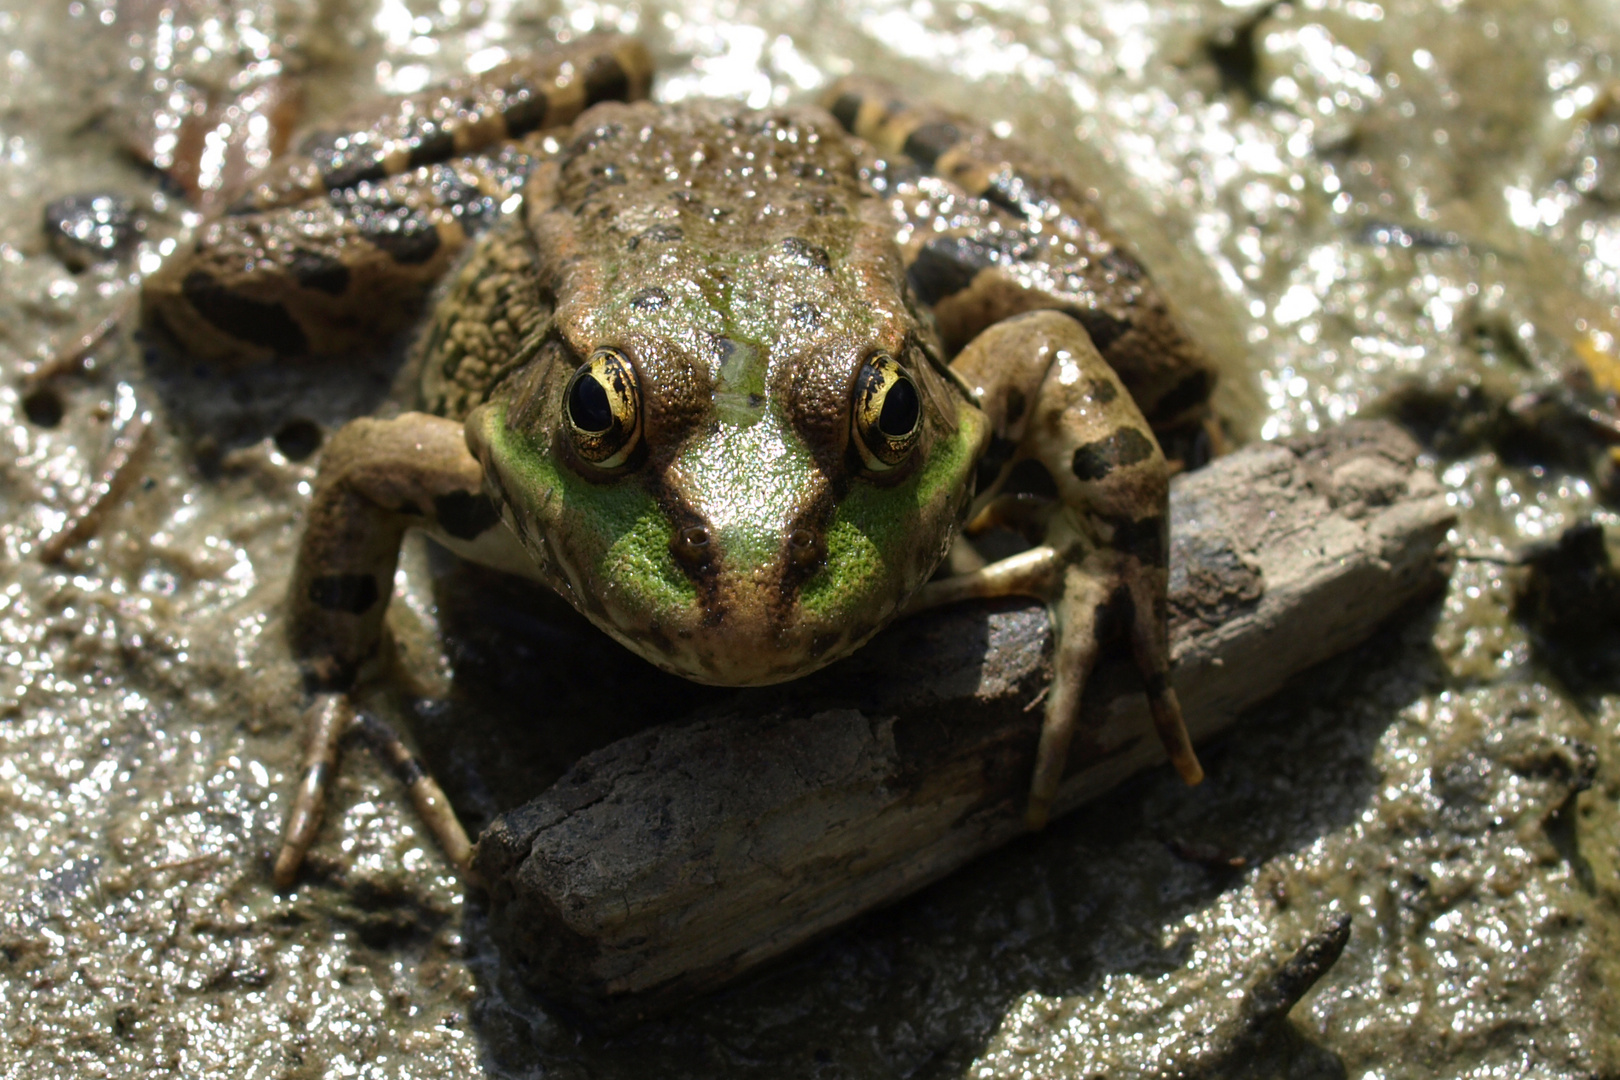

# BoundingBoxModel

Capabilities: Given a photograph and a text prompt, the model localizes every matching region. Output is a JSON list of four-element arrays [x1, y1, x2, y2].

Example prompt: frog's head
[[466, 221, 988, 686]]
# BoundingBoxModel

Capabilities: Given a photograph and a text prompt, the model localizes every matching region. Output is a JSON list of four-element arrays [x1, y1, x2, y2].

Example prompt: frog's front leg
[[916, 310, 1203, 828], [278, 412, 498, 887]]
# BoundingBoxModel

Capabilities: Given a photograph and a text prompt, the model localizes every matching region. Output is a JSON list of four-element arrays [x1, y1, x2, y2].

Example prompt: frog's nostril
[[787, 528, 823, 566], [672, 525, 712, 568]]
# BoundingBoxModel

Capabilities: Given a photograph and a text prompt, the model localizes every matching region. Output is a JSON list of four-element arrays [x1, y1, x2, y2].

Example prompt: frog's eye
[[564, 347, 642, 469], [851, 352, 922, 472]]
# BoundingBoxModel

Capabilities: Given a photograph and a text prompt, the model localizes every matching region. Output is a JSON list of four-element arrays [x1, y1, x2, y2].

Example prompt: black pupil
[[570, 373, 614, 433], [878, 376, 919, 437]]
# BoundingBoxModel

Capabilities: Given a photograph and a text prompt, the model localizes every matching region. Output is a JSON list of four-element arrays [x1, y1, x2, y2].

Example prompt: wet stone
[[42, 194, 143, 271]]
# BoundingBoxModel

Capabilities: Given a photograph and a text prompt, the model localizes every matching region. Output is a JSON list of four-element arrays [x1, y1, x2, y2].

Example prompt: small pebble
[[42, 193, 143, 271]]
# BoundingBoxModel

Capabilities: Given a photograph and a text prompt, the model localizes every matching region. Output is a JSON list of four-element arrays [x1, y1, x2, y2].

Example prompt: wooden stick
[[473, 421, 1455, 1018], [37, 382, 152, 564]]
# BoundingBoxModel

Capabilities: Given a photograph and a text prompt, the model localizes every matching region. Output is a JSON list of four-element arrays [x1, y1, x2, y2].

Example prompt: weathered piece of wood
[[473, 421, 1454, 1016]]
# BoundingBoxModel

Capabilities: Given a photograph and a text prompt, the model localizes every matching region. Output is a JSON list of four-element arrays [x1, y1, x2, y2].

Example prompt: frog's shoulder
[[416, 220, 552, 420]]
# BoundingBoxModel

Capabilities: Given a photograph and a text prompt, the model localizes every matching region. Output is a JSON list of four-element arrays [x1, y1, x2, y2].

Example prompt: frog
[[137, 35, 1216, 888]]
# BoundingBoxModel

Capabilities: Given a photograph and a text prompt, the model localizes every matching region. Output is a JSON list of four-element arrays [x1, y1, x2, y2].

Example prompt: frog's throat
[[466, 398, 987, 686]]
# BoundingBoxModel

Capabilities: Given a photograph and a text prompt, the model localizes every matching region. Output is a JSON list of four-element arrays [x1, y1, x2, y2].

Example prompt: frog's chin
[[587, 606, 897, 688]]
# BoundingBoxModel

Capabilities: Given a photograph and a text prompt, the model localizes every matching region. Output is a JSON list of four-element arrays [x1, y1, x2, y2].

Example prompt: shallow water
[[1, 0, 1618, 1076]]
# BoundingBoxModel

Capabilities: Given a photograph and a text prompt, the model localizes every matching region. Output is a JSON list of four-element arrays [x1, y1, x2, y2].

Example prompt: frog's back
[[418, 98, 884, 420]]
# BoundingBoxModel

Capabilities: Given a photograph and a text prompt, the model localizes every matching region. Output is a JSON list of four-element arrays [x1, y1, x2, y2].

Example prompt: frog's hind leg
[[920, 310, 1202, 828], [239, 35, 655, 214], [276, 694, 355, 888], [822, 78, 1215, 444], [143, 35, 652, 369]]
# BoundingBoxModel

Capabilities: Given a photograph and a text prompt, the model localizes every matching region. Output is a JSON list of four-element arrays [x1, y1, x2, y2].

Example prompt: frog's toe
[[1025, 560, 1109, 830], [275, 693, 355, 889], [1122, 565, 1203, 787]]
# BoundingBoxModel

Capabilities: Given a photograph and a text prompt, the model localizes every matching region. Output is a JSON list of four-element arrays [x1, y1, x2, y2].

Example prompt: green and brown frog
[[139, 36, 1215, 887]]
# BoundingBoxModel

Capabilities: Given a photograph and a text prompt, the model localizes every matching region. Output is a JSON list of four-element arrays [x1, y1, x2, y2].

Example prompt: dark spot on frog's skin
[[983, 172, 1054, 220], [630, 287, 670, 311], [502, 86, 548, 138], [1072, 427, 1156, 482], [627, 224, 683, 250], [671, 525, 713, 570], [309, 573, 379, 614], [1087, 377, 1119, 405], [902, 121, 962, 168], [907, 236, 995, 305], [1073, 308, 1132, 353], [828, 92, 862, 132], [781, 237, 831, 273], [288, 248, 351, 296], [302, 132, 388, 191], [363, 222, 442, 265], [182, 270, 310, 354], [1104, 513, 1167, 566], [406, 124, 455, 168], [583, 54, 631, 104], [434, 491, 500, 540], [791, 301, 822, 328]]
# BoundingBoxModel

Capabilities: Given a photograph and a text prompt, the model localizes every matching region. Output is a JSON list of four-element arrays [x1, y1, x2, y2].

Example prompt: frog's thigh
[[289, 411, 497, 687], [241, 35, 654, 214], [144, 199, 466, 366]]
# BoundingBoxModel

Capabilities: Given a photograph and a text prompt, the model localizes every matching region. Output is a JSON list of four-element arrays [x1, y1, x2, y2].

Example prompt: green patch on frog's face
[[471, 379, 986, 686], [470, 403, 695, 620], [799, 395, 986, 625]]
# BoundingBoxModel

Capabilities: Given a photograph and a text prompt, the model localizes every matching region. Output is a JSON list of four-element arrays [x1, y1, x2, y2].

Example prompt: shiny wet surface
[[2, 0, 1619, 1076]]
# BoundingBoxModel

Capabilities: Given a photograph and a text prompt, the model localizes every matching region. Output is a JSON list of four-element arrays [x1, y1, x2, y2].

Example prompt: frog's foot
[[910, 543, 1200, 829], [273, 694, 475, 888], [37, 382, 152, 564], [906, 544, 1059, 612], [1029, 550, 1202, 829]]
